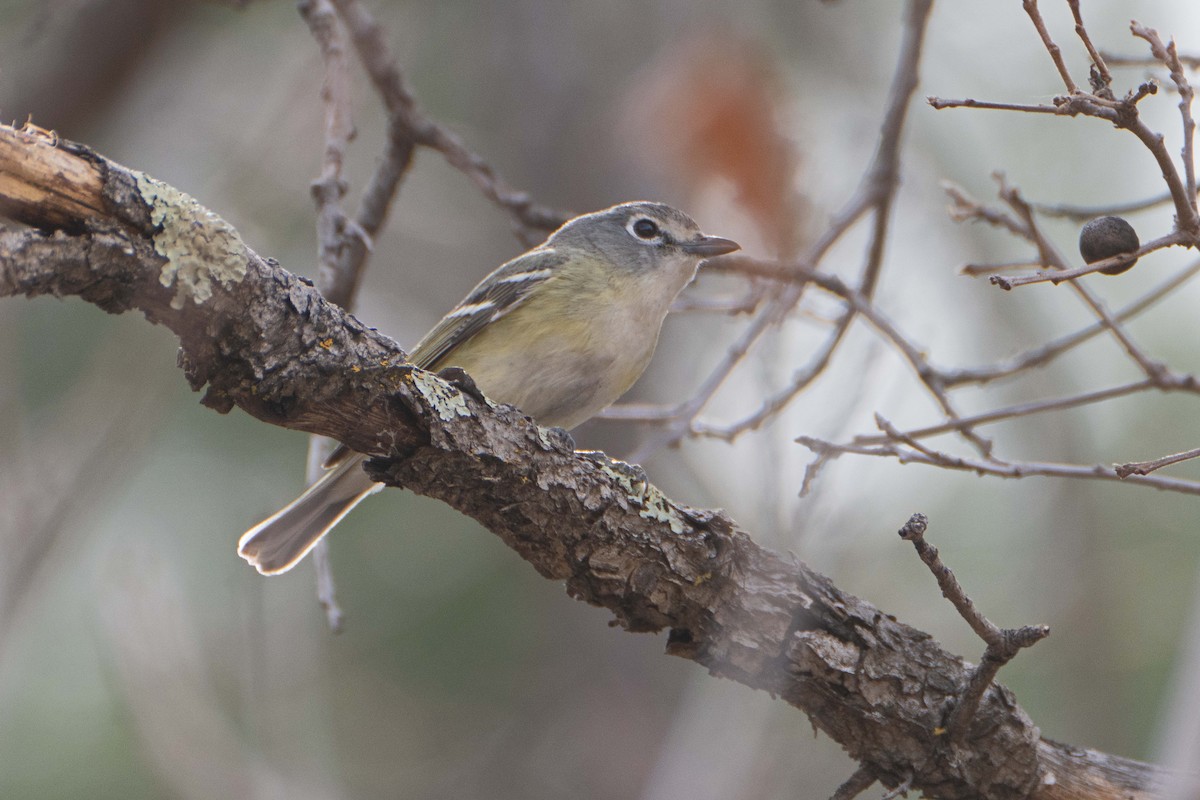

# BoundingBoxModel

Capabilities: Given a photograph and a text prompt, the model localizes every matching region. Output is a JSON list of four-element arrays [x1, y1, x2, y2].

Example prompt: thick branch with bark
[[0, 126, 1169, 799]]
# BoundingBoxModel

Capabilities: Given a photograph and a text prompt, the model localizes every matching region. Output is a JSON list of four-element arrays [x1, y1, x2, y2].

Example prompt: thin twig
[[798, 433, 1200, 497], [1131, 23, 1198, 227], [879, 773, 913, 800], [1023, 0, 1078, 93], [699, 256, 962, 444], [935, 16, 1200, 238], [828, 765, 877, 800], [1030, 191, 1174, 220], [301, 0, 359, 308], [327, 0, 568, 242], [850, 380, 1155, 446], [859, 0, 933, 299], [986, 175, 1172, 383], [1102, 51, 1200, 71], [306, 435, 344, 631], [928, 97, 1064, 114], [954, 261, 1200, 385], [942, 187, 1200, 386], [1116, 447, 1200, 478], [987, 231, 1187, 288], [325, 0, 422, 268], [1067, 0, 1113, 96], [960, 260, 1043, 276], [897, 514, 1049, 745], [299, 0, 358, 630]]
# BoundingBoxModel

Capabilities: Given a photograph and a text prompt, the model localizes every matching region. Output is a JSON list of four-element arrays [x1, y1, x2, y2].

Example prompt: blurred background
[[2, 0, 1200, 797]]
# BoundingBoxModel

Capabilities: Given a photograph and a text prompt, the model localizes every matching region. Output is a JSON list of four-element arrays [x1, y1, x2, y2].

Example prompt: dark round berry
[[1079, 216, 1140, 276], [632, 218, 660, 239]]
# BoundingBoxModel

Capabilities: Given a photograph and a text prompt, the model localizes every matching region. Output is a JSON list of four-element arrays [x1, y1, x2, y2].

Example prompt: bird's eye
[[631, 218, 660, 240]]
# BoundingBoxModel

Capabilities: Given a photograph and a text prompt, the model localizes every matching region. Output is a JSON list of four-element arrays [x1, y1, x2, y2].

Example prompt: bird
[[238, 201, 739, 575]]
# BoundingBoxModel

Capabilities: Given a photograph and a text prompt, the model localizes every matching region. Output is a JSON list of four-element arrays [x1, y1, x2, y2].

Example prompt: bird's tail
[[237, 453, 382, 575]]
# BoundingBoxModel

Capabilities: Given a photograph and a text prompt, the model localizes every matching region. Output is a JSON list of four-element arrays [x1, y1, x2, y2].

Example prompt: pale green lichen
[[536, 428, 558, 450], [598, 459, 644, 497], [136, 172, 248, 310], [638, 486, 690, 534], [599, 460, 690, 534], [410, 370, 471, 422]]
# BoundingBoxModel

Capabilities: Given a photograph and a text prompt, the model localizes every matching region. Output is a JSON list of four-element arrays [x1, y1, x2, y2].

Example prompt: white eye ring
[[627, 217, 663, 242]]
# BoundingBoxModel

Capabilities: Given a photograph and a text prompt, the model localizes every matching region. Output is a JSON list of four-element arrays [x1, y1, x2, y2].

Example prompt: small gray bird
[[238, 202, 739, 574]]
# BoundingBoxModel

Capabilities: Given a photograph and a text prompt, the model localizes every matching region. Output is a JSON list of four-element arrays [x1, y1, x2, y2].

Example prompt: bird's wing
[[409, 249, 565, 370], [321, 250, 564, 471]]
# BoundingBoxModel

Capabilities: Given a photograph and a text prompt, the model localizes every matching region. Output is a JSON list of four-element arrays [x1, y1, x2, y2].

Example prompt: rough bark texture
[[0, 125, 1170, 799]]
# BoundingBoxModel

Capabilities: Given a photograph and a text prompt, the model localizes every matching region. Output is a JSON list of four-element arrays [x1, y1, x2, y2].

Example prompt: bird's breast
[[443, 270, 675, 430]]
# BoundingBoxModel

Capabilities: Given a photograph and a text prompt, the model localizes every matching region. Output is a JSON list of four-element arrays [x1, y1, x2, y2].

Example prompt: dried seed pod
[[1079, 216, 1140, 275]]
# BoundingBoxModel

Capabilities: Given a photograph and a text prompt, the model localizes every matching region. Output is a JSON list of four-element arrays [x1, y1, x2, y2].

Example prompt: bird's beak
[[681, 235, 740, 258]]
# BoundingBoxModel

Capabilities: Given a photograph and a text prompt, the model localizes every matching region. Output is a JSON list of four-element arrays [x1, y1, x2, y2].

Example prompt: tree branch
[[0, 124, 1174, 800]]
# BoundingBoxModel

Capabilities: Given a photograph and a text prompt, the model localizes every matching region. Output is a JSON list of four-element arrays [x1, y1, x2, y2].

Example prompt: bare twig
[[897, 514, 1049, 745], [927, 97, 1065, 115], [829, 766, 877, 800], [328, 0, 567, 240], [325, 0, 423, 261], [798, 432, 1200, 497], [960, 259, 1043, 277], [951, 262, 1200, 386], [858, 0, 933, 298], [700, 255, 988, 450], [950, 175, 1176, 388], [300, 0, 360, 630], [935, 15, 1200, 240], [1102, 51, 1200, 71], [943, 187, 1200, 386], [969, 176, 1173, 383], [851, 380, 1155, 447], [300, 0, 359, 307], [879, 773, 914, 800], [1067, 0, 1113, 95], [987, 231, 1188, 288], [1131, 23, 1198, 225], [714, 230, 1200, 505], [1023, 0, 1077, 93], [1116, 447, 1200, 478], [306, 435, 344, 631], [1030, 191, 1174, 220]]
